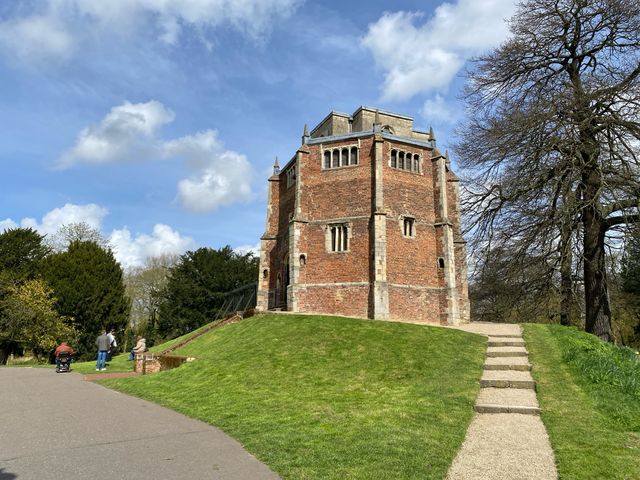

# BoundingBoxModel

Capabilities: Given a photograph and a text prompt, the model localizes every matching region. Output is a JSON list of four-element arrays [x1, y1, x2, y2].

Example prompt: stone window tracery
[[285, 165, 296, 188], [403, 217, 415, 237], [327, 224, 349, 252], [321, 145, 359, 170], [390, 149, 421, 173]]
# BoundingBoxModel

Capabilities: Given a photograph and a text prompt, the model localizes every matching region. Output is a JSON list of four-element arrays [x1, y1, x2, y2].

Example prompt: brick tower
[[256, 106, 469, 325]]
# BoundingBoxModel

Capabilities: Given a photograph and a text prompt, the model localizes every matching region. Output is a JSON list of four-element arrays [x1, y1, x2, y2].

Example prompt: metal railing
[[214, 282, 257, 321]]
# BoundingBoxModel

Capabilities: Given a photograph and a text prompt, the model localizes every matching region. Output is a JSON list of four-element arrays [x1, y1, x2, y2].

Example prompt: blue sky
[[0, 0, 516, 268]]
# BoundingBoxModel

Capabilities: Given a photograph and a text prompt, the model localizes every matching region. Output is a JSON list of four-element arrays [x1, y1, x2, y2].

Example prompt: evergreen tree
[[0, 227, 50, 282], [43, 241, 129, 358], [158, 246, 258, 338]]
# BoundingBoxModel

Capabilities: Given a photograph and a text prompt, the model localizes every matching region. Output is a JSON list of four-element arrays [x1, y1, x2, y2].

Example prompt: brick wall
[[257, 107, 469, 325], [388, 286, 443, 324]]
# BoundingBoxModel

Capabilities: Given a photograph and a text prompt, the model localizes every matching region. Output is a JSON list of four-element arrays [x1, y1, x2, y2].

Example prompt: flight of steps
[[474, 332, 540, 415]]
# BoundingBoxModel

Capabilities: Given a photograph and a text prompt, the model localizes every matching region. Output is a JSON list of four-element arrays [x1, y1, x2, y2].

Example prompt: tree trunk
[[559, 218, 573, 326], [0, 345, 10, 365], [583, 192, 613, 341]]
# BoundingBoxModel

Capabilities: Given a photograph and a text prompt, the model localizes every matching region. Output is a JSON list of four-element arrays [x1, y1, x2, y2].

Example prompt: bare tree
[[48, 222, 109, 252], [124, 254, 178, 332], [457, 0, 640, 341]]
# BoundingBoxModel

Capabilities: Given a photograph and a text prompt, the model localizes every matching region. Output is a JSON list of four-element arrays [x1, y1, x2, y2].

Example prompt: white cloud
[[0, 219, 18, 232], [0, 15, 74, 65], [168, 131, 254, 213], [362, 0, 516, 101], [5, 203, 109, 237], [109, 224, 195, 269], [421, 94, 459, 125], [234, 242, 261, 256], [0, 0, 301, 65], [60, 101, 255, 213], [59, 101, 174, 168], [1, 203, 195, 269]]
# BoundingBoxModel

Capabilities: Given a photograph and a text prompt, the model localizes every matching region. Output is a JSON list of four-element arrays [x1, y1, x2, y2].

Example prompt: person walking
[[106, 329, 117, 362], [95, 329, 110, 371]]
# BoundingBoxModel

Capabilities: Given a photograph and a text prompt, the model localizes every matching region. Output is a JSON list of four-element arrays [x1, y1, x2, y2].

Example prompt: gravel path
[[447, 323, 557, 480]]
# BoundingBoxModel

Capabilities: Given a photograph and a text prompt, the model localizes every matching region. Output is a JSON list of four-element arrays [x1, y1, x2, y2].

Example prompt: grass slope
[[71, 323, 217, 375], [102, 314, 486, 479], [523, 324, 640, 479]]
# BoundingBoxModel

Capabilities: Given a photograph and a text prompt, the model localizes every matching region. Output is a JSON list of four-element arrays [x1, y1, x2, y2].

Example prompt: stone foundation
[[133, 353, 192, 375]]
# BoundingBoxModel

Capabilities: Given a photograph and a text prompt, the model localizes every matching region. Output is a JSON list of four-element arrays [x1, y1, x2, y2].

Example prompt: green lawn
[[71, 352, 133, 374], [101, 314, 486, 479], [523, 324, 640, 479]]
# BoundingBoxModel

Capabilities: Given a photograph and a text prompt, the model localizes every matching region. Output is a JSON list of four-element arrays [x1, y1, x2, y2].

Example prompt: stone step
[[476, 387, 539, 407], [480, 370, 536, 389], [486, 334, 522, 339], [486, 346, 528, 357], [485, 356, 530, 365], [480, 378, 536, 389], [488, 338, 526, 347], [474, 404, 541, 415], [484, 362, 532, 371]]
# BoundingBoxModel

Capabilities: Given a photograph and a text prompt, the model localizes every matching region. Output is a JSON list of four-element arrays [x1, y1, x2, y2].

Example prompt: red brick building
[[256, 106, 469, 325]]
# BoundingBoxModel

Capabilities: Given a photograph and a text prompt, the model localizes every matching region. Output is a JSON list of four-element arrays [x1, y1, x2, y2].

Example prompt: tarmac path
[[0, 367, 280, 480]]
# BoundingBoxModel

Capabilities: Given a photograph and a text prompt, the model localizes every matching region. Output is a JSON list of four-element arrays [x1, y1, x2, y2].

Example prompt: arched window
[[403, 217, 415, 237], [329, 224, 349, 252], [322, 145, 359, 170], [389, 149, 422, 173]]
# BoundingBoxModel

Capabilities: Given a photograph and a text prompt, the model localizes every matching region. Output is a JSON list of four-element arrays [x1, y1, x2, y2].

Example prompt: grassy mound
[[523, 324, 640, 479], [101, 314, 486, 479]]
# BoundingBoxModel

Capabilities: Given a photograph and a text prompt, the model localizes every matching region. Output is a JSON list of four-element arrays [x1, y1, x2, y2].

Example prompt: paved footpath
[[0, 367, 280, 480], [447, 323, 558, 480]]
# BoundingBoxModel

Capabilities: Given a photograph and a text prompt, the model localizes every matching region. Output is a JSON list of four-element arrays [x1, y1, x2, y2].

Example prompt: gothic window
[[403, 217, 415, 237], [322, 145, 360, 170], [328, 224, 349, 252], [342, 148, 349, 167], [389, 148, 421, 173], [286, 165, 296, 188]]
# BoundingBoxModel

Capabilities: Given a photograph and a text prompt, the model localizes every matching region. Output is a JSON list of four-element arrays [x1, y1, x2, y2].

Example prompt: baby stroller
[[56, 351, 73, 373]]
